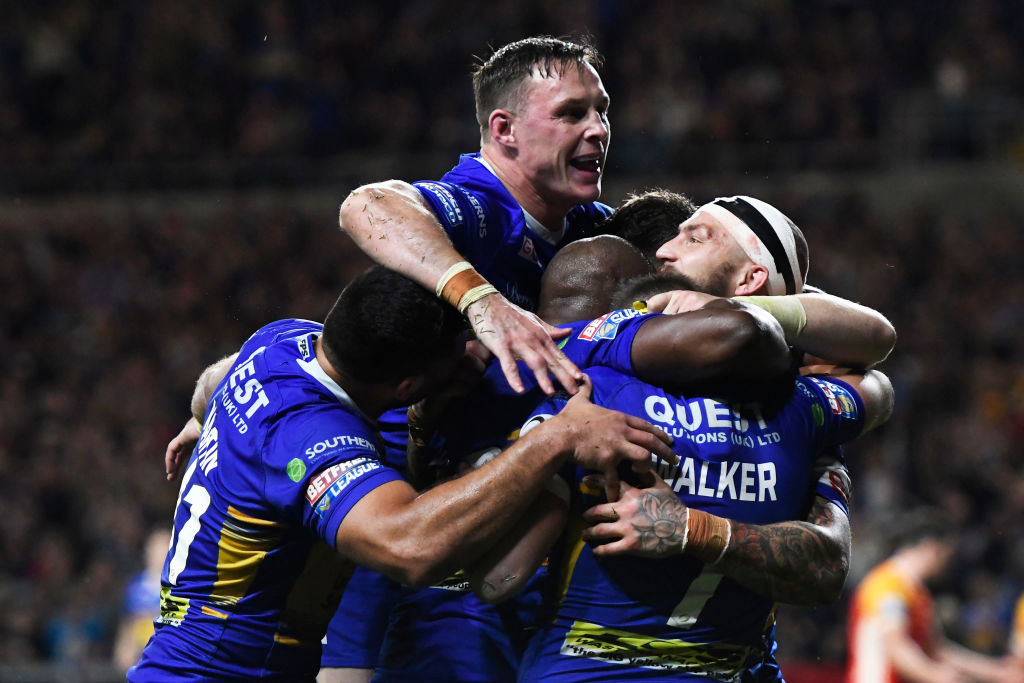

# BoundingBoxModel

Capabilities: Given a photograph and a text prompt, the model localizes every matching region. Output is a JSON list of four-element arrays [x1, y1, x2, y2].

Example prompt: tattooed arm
[[583, 474, 851, 606]]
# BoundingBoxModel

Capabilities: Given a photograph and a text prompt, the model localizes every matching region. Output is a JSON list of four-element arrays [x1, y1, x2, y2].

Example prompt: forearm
[[467, 489, 568, 603], [708, 497, 850, 605], [339, 180, 467, 292], [792, 293, 895, 368], [631, 301, 790, 384], [938, 640, 1014, 681], [375, 421, 574, 586]]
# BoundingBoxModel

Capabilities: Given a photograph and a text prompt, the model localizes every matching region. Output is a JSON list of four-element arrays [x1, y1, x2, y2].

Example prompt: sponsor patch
[[418, 182, 463, 227], [296, 335, 310, 359], [305, 434, 378, 462], [306, 458, 383, 517], [518, 236, 539, 264], [286, 458, 306, 483], [577, 308, 645, 342], [455, 187, 487, 238], [811, 403, 825, 426], [808, 377, 859, 418]]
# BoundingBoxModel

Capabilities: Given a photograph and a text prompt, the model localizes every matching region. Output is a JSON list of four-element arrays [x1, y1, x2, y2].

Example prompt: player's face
[[655, 208, 749, 297], [511, 62, 610, 214]]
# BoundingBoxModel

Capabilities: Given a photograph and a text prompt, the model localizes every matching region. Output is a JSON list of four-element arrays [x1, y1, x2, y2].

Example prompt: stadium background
[[1, 1, 1021, 681]]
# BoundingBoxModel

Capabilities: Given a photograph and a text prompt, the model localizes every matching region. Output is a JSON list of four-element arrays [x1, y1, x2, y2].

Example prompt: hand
[[645, 289, 721, 314], [558, 376, 676, 501], [165, 417, 201, 481], [582, 476, 689, 558], [464, 293, 581, 396]]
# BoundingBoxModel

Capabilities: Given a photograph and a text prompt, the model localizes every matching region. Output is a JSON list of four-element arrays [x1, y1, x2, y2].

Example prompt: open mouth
[[570, 155, 602, 175]]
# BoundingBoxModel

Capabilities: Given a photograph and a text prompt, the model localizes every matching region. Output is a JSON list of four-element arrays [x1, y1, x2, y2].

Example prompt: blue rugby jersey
[[130, 320, 403, 682], [517, 366, 861, 682], [372, 308, 654, 680], [326, 154, 611, 669]]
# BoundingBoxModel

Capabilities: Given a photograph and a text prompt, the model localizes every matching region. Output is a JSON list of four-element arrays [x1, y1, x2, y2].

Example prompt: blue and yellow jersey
[[324, 154, 611, 670], [372, 309, 653, 680], [518, 365, 862, 681], [130, 319, 403, 682]]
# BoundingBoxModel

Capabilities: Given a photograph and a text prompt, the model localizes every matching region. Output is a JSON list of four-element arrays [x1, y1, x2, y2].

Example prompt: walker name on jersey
[[655, 456, 778, 502], [578, 308, 645, 342], [219, 350, 271, 435], [306, 458, 381, 515]]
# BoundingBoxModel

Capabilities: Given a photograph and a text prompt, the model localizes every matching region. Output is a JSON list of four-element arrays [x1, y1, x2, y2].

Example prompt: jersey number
[[667, 568, 725, 628], [168, 483, 211, 584]]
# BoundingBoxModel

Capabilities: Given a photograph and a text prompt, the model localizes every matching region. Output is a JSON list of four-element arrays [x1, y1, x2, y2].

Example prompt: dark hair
[[321, 267, 466, 383], [884, 507, 952, 555], [472, 36, 603, 140], [610, 272, 702, 309], [600, 189, 697, 265]]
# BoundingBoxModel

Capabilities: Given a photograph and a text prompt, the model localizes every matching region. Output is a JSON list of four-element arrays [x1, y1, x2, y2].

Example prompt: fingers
[[645, 291, 672, 313], [623, 415, 676, 464], [495, 350, 526, 394], [602, 467, 621, 503]]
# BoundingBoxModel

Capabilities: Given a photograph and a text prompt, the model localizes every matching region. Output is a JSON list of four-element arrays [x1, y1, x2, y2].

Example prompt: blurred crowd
[[2, 0, 1023, 192], [1, 0, 1023, 677]]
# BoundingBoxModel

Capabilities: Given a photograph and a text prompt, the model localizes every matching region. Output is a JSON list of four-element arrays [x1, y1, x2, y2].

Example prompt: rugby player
[[129, 267, 674, 682]]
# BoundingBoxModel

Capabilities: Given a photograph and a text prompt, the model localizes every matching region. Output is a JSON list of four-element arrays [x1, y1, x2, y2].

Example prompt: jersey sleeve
[[795, 375, 866, 449], [810, 447, 852, 517], [264, 406, 404, 549], [414, 180, 502, 270], [558, 309, 656, 373]]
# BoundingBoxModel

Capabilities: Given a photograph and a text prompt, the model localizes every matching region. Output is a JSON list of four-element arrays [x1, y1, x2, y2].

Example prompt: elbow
[[378, 537, 456, 589], [865, 316, 897, 368], [468, 569, 531, 605], [802, 548, 850, 606]]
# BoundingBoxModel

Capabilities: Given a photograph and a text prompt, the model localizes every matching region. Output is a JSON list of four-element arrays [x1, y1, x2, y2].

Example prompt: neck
[[315, 337, 392, 420], [479, 146, 566, 229]]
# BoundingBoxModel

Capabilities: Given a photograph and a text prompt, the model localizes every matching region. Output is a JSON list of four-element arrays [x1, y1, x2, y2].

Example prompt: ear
[[394, 375, 425, 404], [733, 264, 770, 296], [488, 109, 516, 148]]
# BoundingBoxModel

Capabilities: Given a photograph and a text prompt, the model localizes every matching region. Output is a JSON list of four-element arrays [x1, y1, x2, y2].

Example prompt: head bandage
[[698, 196, 803, 295]]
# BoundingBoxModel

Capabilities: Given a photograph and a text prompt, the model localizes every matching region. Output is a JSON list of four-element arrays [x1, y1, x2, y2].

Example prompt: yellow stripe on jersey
[[210, 506, 286, 606], [560, 620, 751, 676], [201, 605, 230, 619]]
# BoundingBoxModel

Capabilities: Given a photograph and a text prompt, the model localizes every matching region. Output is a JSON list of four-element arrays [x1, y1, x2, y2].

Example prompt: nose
[[585, 110, 609, 147], [654, 237, 676, 263]]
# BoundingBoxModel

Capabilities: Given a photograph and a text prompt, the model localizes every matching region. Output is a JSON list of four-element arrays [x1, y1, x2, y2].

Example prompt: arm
[[339, 180, 581, 395], [335, 378, 675, 588], [736, 292, 896, 368], [629, 299, 792, 384], [937, 640, 1024, 683], [583, 476, 851, 606]]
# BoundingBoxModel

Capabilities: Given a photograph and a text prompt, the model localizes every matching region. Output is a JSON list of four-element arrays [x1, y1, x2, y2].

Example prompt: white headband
[[698, 195, 803, 295]]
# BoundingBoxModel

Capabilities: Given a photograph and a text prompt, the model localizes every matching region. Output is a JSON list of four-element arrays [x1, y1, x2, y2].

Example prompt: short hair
[[611, 272, 701, 310], [884, 507, 953, 555], [472, 36, 603, 141], [601, 189, 697, 265], [321, 267, 466, 384]]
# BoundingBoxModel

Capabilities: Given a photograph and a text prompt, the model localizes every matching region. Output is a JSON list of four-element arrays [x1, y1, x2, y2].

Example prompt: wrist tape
[[734, 295, 807, 343], [683, 509, 732, 565], [436, 261, 497, 314]]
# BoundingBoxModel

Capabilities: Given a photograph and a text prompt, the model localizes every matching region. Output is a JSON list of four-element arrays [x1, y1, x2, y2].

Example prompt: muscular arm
[[629, 299, 792, 384], [339, 180, 467, 291], [335, 381, 674, 588], [584, 478, 850, 606], [339, 180, 581, 395]]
